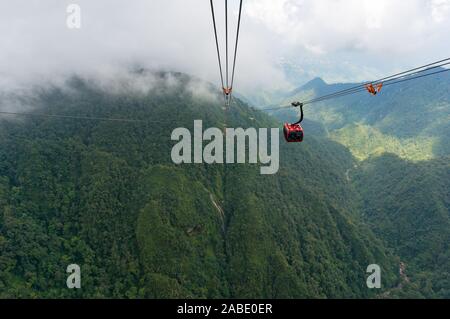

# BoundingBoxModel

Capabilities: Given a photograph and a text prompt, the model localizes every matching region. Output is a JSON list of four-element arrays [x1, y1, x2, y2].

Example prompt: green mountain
[[282, 70, 450, 161], [275, 72, 450, 298], [353, 155, 450, 298], [0, 72, 399, 298]]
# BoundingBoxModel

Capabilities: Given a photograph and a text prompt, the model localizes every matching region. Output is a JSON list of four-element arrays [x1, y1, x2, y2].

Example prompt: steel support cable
[[303, 64, 450, 105], [261, 62, 450, 111], [303, 58, 450, 105], [210, 0, 225, 91], [0, 111, 193, 125], [304, 62, 450, 105], [225, 0, 229, 89], [302, 59, 450, 102], [0, 111, 147, 122], [6, 70, 447, 123], [230, 0, 243, 91], [261, 67, 450, 111], [302, 68, 450, 106], [369, 68, 450, 90]]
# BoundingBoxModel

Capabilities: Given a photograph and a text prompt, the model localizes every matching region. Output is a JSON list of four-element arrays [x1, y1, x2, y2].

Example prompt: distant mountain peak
[[302, 77, 327, 89], [290, 77, 327, 95]]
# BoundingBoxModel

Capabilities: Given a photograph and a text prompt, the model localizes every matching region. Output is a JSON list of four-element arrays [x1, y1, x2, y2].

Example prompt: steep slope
[[281, 70, 450, 160], [352, 155, 450, 298], [0, 72, 398, 298], [276, 72, 450, 298]]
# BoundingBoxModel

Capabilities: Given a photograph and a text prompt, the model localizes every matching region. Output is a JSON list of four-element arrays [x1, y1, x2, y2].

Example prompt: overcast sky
[[1, 0, 449, 95]]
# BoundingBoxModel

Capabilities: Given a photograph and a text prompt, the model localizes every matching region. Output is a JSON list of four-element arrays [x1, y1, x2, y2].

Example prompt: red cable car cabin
[[284, 123, 304, 143], [283, 102, 305, 143]]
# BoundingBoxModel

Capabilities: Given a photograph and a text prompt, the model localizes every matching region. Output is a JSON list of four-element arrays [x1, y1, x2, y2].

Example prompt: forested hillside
[[283, 70, 450, 160], [0, 72, 399, 298], [275, 73, 450, 298], [353, 155, 450, 298]]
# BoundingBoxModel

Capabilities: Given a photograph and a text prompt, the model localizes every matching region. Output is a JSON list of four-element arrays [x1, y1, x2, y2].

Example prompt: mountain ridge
[[271, 68, 450, 298], [0, 72, 400, 298]]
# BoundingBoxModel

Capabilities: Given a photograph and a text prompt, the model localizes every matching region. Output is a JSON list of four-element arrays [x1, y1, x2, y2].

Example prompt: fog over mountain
[[1, 0, 450, 96]]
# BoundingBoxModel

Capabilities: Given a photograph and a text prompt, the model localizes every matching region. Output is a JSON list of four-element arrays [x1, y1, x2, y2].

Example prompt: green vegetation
[[353, 155, 450, 298], [280, 74, 450, 298], [331, 123, 437, 161], [285, 71, 450, 159], [0, 73, 399, 298], [1, 70, 448, 298]]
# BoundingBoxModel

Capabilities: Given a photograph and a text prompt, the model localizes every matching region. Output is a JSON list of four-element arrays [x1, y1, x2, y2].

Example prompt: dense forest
[[285, 70, 450, 160], [277, 74, 450, 298], [353, 155, 450, 298], [0, 71, 448, 298]]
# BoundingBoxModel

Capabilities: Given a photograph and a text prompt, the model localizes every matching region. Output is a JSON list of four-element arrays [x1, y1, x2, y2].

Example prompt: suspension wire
[[0, 111, 147, 123], [304, 63, 450, 105], [230, 0, 243, 91], [209, 0, 244, 109], [305, 61, 450, 105], [261, 59, 450, 111], [7, 68, 445, 123], [372, 68, 450, 90], [262, 67, 450, 112], [225, 0, 229, 89], [222, 1, 231, 231], [303, 58, 450, 105], [210, 0, 225, 91], [261, 104, 292, 112]]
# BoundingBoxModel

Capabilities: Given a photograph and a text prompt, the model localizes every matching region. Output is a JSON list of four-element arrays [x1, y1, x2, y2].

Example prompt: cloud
[[0, 0, 449, 99], [246, 0, 450, 83], [245, 0, 450, 54], [431, 0, 450, 23]]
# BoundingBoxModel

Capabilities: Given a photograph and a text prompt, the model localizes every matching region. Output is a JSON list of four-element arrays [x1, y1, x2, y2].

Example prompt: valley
[[0, 71, 448, 298]]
